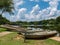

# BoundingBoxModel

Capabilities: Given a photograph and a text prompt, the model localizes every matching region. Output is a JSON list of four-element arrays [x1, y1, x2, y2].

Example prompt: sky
[[2, 0, 60, 22]]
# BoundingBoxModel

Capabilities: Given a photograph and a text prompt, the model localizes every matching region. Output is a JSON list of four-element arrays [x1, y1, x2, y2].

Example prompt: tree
[[56, 16, 60, 36], [0, 0, 14, 24], [0, 0, 14, 15], [0, 15, 10, 24], [56, 16, 60, 24]]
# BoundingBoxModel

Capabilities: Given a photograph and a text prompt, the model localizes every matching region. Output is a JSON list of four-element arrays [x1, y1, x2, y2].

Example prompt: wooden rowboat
[[23, 31, 57, 39]]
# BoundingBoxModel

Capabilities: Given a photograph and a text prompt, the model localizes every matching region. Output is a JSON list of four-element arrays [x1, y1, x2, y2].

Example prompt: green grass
[[0, 32, 60, 45], [44, 39, 60, 45], [0, 28, 7, 32]]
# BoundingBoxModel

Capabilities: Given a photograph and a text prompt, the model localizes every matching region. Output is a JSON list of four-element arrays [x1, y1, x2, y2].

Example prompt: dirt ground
[[50, 37, 60, 42], [0, 31, 12, 37]]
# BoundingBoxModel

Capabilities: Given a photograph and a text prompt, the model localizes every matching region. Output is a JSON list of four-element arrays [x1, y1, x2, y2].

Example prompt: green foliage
[[0, 0, 14, 14], [0, 15, 10, 24], [56, 16, 60, 24], [0, 28, 7, 32], [45, 39, 60, 45], [55, 16, 60, 35]]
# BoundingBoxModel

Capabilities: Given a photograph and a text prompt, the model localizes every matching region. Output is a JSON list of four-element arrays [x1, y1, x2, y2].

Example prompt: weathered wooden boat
[[23, 31, 57, 39]]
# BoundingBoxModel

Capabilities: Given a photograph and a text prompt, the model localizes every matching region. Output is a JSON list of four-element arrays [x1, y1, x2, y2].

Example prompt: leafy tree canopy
[[0, 0, 14, 14]]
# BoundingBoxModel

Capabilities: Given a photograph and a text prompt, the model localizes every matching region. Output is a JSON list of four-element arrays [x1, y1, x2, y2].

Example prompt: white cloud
[[30, 0, 39, 2], [30, 4, 40, 15], [44, 0, 50, 2], [9, 0, 26, 21], [22, 4, 40, 21], [24, 4, 40, 21], [10, 0, 60, 21], [16, 8, 27, 20], [49, 0, 58, 8], [13, 0, 24, 11], [16, 0, 24, 6], [36, 0, 60, 20], [20, 0, 60, 21], [28, 0, 60, 21], [10, 8, 27, 21], [44, 0, 60, 2]]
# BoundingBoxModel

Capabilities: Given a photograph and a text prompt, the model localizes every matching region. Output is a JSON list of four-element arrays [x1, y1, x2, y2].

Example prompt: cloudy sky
[[2, 0, 60, 22]]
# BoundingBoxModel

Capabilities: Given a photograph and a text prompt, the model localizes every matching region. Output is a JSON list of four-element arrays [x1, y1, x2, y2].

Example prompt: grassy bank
[[0, 28, 7, 32], [0, 32, 60, 45]]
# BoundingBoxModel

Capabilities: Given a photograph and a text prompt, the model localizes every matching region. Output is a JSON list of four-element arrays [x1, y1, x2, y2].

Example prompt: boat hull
[[25, 33, 57, 39]]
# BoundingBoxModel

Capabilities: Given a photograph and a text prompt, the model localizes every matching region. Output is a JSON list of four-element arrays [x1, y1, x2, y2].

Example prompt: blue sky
[[2, 0, 60, 22]]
